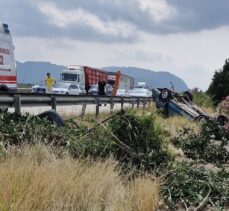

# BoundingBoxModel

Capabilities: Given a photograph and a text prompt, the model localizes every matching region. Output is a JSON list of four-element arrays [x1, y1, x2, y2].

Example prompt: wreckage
[[152, 88, 228, 125]]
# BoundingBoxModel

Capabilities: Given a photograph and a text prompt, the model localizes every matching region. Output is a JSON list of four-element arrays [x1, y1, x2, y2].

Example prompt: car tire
[[183, 91, 193, 102], [217, 114, 229, 126], [196, 115, 208, 123], [37, 110, 65, 127], [0, 108, 8, 112], [0, 85, 9, 112], [159, 88, 172, 102]]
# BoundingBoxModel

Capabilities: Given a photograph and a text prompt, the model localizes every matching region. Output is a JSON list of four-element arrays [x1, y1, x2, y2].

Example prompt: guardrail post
[[143, 98, 146, 109], [121, 97, 124, 111], [148, 98, 151, 107], [137, 97, 140, 108], [110, 97, 114, 114], [51, 96, 57, 111], [95, 97, 100, 117], [14, 94, 21, 114], [131, 99, 135, 109], [81, 104, 87, 118]]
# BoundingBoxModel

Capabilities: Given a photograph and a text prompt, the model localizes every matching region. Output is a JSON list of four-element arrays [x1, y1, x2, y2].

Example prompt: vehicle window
[[61, 73, 78, 81], [131, 88, 147, 93], [58, 84, 70, 89]]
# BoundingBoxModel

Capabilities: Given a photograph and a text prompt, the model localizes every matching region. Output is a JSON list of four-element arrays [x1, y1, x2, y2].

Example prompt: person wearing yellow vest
[[45, 73, 56, 93]]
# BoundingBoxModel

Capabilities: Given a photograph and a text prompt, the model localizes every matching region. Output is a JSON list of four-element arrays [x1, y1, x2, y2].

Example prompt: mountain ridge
[[16, 61, 188, 91]]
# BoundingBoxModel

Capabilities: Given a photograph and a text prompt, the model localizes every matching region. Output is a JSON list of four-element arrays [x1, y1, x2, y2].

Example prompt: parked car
[[31, 85, 46, 94], [52, 83, 85, 95], [88, 84, 113, 96], [128, 88, 152, 97], [116, 89, 129, 97], [88, 84, 98, 95]]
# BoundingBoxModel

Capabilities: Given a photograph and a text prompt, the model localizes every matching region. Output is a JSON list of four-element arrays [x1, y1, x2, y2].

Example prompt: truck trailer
[[107, 72, 135, 90], [60, 65, 108, 93], [0, 23, 16, 92]]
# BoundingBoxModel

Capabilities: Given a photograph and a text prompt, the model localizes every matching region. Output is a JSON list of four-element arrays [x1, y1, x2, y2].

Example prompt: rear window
[[0, 39, 11, 66]]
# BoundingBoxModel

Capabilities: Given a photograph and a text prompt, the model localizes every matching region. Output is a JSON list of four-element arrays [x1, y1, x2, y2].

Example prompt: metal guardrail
[[0, 93, 153, 116]]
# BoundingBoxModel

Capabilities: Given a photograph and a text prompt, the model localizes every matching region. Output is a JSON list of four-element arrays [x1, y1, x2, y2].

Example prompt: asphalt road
[[8, 103, 134, 117]]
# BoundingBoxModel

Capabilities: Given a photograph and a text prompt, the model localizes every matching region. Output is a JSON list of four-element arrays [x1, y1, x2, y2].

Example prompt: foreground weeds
[[0, 145, 159, 211], [1, 111, 229, 210], [172, 120, 229, 165]]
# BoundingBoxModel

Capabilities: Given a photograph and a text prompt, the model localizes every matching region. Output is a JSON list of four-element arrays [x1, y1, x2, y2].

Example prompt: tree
[[207, 59, 229, 105]]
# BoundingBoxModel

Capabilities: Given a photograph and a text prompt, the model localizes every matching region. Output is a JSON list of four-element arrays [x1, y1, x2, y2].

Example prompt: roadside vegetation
[[193, 91, 214, 110], [0, 106, 228, 210], [0, 145, 159, 211]]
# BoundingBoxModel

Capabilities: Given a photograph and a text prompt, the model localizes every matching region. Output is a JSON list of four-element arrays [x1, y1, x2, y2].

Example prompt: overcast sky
[[1, 0, 229, 90]]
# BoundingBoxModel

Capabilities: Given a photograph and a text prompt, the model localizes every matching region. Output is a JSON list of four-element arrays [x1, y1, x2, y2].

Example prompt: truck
[[0, 23, 17, 92], [107, 72, 135, 90], [60, 65, 108, 94]]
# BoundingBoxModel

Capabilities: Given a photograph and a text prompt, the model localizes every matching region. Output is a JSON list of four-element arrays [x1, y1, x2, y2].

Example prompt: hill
[[16, 61, 188, 91], [16, 61, 65, 85]]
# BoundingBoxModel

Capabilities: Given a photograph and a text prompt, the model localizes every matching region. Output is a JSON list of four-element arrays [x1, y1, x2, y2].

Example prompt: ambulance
[[0, 23, 16, 92]]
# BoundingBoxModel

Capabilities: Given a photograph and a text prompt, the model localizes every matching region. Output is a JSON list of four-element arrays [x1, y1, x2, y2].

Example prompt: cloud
[[166, 0, 229, 33], [137, 0, 176, 22], [1, 0, 229, 42], [37, 2, 136, 38]]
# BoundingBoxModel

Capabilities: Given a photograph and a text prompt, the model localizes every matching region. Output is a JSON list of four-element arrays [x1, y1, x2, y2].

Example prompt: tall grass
[[160, 116, 199, 137], [0, 145, 159, 211]]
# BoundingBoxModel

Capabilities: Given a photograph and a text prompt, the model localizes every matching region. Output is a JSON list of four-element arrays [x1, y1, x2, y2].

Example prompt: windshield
[[61, 73, 78, 82], [117, 89, 125, 93], [57, 83, 70, 89], [135, 85, 149, 89], [131, 88, 147, 93], [90, 85, 97, 90]]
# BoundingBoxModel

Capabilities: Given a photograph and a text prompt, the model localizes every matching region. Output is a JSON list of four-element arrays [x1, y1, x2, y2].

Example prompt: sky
[[1, 0, 229, 90]]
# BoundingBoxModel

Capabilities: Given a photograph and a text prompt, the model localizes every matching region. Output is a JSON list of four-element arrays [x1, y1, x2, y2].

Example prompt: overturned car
[[152, 88, 228, 125]]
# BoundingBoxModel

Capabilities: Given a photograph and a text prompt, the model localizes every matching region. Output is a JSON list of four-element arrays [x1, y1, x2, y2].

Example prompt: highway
[[8, 103, 134, 117]]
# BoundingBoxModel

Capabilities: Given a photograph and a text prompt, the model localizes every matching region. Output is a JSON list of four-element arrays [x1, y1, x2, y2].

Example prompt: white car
[[128, 88, 152, 97], [52, 83, 86, 95], [116, 89, 129, 97], [31, 85, 46, 94], [88, 84, 113, 96]]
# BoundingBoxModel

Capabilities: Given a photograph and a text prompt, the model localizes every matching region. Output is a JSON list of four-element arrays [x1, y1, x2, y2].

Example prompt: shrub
[[0, 112, 83, 150], [172, 120, 229, 165], [71, 111, 173, 171], [217, 96, 229, 116], [162, 162, 229, 210], [192, 91, 213, 108]]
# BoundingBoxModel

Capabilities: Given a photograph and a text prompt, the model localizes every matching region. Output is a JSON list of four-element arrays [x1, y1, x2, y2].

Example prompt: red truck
[[60, 65, 108, 93]]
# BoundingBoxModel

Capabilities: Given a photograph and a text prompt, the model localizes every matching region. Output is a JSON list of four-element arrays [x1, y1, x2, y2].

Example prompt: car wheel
[[0, 86, 9, 111], [66, 92, 69, 95], [0, 107, 8, 112], [183, 91, 193, 102], [37, 110, 65, 127], [159, 88, 172, 102], [196, 115, 208, 123], [217, 114, 229, 126]]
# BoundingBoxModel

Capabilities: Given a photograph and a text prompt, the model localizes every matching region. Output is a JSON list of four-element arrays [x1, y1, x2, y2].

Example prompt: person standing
[[45, 73, 56, 93], [98, 80, 106, 96], [98, 80, 106, 106]]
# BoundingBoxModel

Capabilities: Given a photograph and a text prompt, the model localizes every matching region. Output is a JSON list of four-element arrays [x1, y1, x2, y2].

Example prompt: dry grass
[[160, 116, 199, 137], [0, 145, 159, 211]]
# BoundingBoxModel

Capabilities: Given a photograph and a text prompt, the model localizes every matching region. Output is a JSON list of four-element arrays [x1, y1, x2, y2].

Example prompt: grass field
[[0, 145, 159, 211], [0, 102, 228, 210]]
